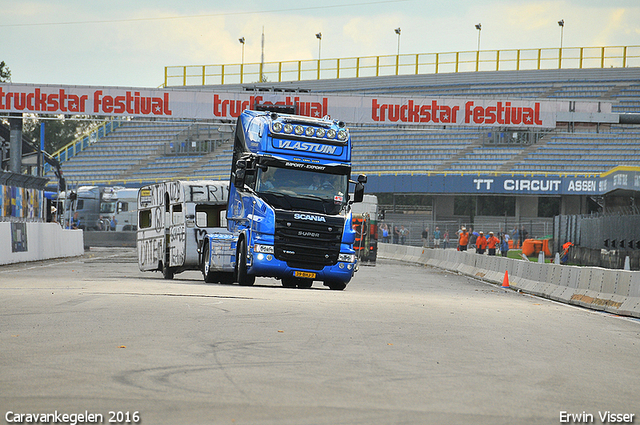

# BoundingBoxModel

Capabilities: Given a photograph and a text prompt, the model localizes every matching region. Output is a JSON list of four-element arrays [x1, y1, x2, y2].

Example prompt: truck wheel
[[325, 281, 346, 291], [162, 261, 174, 280], [236, 240, 255, 286], [202, 244, 216, 284]]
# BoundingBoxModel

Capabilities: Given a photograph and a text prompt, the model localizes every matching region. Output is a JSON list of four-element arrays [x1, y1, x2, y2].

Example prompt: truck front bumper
[[247, 251, 357, 284]]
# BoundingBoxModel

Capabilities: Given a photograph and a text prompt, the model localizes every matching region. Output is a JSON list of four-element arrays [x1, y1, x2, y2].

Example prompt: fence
[[381, 213, 553, 249], [556, 213, 640, 251], [164, 45, 640, 87], [165, 123, 231, 155]]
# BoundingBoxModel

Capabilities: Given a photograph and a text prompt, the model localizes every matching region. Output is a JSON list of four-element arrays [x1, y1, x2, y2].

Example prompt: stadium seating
[[45, 67, 640, 186]]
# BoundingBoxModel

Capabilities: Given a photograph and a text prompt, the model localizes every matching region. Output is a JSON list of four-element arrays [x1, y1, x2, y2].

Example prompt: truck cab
[[202, 109, 365, 290]]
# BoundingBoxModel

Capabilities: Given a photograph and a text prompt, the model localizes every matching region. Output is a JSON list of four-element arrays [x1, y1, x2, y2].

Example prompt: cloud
[[3, 0, 640, 87]]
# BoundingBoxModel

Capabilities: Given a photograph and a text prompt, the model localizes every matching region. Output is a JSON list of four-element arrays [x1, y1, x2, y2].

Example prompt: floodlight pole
[[558, 19, 565, 68], [475, 23, 482, 71], [394, 27, 401, 75], [239, 37, 245, 83], [316, 32, 322, 79]]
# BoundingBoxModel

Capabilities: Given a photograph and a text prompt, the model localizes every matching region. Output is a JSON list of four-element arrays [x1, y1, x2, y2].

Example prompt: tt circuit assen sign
[[0, 83, 610, 129], [365, 174, 605, 196]]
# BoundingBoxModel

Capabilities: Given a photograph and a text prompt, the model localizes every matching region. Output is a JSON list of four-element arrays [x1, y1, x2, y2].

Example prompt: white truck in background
[[58, 185, 112, 230], [112, 188, 139, 231], [137, 180, 229, 279], [57, 186, 140, 231]]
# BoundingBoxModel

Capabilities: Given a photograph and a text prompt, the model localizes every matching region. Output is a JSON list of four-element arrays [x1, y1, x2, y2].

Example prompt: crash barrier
[[83, 231, 136, 249], [378, 243, 640, 319], [0, 222, 84, 265]]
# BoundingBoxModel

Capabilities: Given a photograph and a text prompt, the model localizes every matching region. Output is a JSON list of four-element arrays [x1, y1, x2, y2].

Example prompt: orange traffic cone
[[502, 270, 510, 288]]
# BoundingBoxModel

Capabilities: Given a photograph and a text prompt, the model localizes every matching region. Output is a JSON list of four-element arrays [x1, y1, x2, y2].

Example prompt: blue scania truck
[[200, 108, 366, 290]]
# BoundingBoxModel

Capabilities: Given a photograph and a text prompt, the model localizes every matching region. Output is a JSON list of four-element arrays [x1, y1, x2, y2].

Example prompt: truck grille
[[274, 211, 344, 266]]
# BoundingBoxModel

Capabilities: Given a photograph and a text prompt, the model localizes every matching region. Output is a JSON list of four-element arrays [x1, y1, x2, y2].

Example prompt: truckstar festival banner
[[0, 83, 609, 129]]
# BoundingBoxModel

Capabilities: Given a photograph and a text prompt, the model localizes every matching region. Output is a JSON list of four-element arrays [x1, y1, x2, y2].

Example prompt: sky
[[2, 0, 639, 88]]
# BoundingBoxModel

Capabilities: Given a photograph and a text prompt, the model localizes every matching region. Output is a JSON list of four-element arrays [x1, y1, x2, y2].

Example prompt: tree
[[22, 116, 94, 154], [0, 61, 10, 82]]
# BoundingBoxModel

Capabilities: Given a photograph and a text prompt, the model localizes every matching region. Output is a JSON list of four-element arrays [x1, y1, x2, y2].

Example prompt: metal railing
[[164, 45, 640, 87], [165, 123, 230, 155]]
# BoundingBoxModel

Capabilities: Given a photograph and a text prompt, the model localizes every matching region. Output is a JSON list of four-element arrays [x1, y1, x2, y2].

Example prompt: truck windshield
[[256, 166, 348, 215], [100, 201, 116, 214]]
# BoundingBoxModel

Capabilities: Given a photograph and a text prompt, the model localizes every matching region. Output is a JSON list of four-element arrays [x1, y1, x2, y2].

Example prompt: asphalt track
[[1, 248, 638, 425]]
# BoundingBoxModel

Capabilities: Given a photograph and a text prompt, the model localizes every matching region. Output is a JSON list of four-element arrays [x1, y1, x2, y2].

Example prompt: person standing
[[476, 231, 487, 254], [393, 226, 400, 244], [486, 231, 500, 256], [421, 227, 429, 248], [433, 227, 441, 248], [500, 235, 509, 257], [381, 224, 390, 243], [70, 212, 80, 229], [400, 225, 409, 245], [458, 227, 469, 251], [443, 230, 449, 249]]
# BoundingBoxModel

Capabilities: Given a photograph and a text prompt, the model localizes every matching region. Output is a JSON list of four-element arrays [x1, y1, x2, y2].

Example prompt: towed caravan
[[137, 180, 229, 279]]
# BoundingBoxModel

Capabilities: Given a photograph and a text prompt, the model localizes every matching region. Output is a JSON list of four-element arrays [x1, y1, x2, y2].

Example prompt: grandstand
[[46, 67, 640, 187], [50, 120, 234, 185]]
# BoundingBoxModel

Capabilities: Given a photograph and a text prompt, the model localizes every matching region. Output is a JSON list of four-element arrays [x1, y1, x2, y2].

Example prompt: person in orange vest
[[476, 231, 487, 254], [486, 231, 500, 256], [458, 227, 469, 251], [561, 241, 574, 264]]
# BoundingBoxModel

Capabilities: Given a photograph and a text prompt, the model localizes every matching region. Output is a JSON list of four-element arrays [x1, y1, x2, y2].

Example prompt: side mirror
[[353, 182, 365, 203], [234, 169, 246, 189], [234, 159, 247, 188], [357, 174, 367, 184]]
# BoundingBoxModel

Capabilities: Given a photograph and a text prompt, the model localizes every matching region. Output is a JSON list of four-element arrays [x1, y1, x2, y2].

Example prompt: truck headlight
[[316, 128, 326, 138], [337, 130, 348, 141], [338, 253, 355, 263], [327, 129, 337, 139], [255, 244, 275, 254], [272, 122, 283, 133]]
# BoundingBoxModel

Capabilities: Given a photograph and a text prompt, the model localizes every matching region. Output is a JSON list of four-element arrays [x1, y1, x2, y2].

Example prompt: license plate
[[294, 271, 316, 279]]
